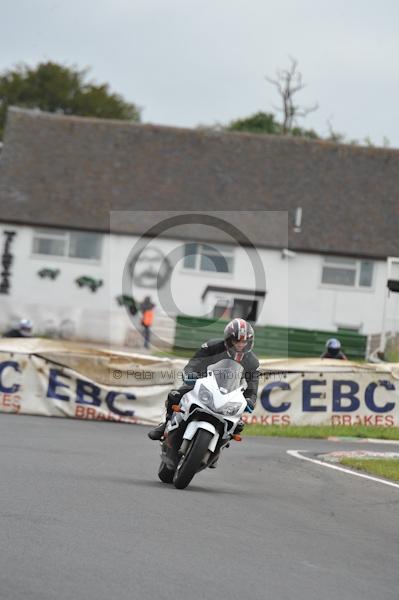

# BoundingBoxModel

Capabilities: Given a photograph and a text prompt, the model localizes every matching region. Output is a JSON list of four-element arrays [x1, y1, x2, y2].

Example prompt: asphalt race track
[[1, 414, 398, 600]]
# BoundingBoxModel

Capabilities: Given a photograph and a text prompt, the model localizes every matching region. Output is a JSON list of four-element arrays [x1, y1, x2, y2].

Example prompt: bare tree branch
[[326, 118, 346, 144], [295, 104, 319, 117], [265, 57, 318, 133]]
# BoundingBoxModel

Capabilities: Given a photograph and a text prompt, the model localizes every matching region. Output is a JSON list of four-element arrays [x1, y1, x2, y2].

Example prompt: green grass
[[386, 350, 399, 362], [243, 424, 399, 440], [154, 349, 193, 360], [340, 458, 399, 482]]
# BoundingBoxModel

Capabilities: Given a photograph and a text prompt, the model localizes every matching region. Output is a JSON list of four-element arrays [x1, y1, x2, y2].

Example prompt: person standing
[[140, 296, 155, 349], [3, 318, 33, 338]]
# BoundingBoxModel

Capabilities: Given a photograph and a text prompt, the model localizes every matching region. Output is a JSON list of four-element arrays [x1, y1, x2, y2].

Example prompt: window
[[69, 232, 102, 259], [321, 256, 374, 288], [33, 229, 102, 260], [33, 232, 67, 257], [359, 260, 373, 287], [183, 243, 234, 274]]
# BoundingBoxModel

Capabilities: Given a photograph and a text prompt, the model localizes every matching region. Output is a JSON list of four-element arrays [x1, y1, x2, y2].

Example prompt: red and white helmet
[[224, 318, 254, 361]]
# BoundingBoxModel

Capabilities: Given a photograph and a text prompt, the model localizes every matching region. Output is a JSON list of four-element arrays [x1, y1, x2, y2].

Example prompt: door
[[231, 298, 258, 322]]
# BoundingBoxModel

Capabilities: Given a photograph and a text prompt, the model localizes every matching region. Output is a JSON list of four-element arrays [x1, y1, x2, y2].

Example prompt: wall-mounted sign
[[0, 231, 16, 295], [38, 268, 60, 280], [387, 279, 399, 293], [116, 294, 138, 315], [75, 276, 103, 292]]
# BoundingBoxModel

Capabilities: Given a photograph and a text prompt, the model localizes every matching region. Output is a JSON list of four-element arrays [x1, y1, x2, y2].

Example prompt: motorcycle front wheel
[[173, 429, 213, 490], [158, 461, 175, 484]]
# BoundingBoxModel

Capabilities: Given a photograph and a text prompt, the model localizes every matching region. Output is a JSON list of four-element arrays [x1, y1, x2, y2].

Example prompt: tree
[[222, 58, 318, 140], [219, 57, 388, 146], [227, 112, 282, 135], [325, 119, 347, 144], [265, 56, 318, 133], [225, 111, 319, 139], [0, 61, 141, 138]]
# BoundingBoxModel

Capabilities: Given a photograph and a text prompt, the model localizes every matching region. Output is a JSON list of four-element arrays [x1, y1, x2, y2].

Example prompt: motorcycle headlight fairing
[[198, 384, 214, 407], [221, 402, 242, 416], [198, 384, 242, 416]]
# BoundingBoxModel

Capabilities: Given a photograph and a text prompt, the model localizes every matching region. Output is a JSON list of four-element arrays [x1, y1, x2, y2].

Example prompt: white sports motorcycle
[[157, 358, 248, 489]]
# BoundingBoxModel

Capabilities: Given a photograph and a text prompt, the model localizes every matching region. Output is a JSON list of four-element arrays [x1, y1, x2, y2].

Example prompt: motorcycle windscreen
[[207, 359, 245, 394]]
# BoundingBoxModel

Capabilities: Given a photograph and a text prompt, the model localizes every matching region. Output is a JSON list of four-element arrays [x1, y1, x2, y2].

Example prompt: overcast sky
[[2, 0, 399, 147]]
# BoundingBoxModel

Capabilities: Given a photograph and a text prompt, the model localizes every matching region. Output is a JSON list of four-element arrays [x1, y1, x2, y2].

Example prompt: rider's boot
[[148, 420, 167, 440], [148, 389, 184, 441]]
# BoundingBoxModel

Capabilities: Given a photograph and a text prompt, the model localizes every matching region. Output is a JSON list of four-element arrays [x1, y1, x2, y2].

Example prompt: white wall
[[0, 224, 116, 342], [286, 252, 387, 334], [0, 223, 388, 345], [108, 231, 289, 328]]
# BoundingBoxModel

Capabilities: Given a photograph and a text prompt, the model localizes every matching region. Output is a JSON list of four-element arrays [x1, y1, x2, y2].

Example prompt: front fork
[[163, 411, 242, 470], [177, 431, 233, 470]]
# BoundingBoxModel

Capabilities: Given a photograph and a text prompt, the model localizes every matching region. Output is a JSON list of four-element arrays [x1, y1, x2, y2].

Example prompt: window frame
[[320, 256, 374, 290], [182, 242, 235, 276], [31, 228, 103, 263]]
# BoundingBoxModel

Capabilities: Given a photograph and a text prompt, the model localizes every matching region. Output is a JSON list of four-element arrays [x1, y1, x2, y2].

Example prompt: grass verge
[[243, 424, 399, 440], [340, 458, 399, 482]]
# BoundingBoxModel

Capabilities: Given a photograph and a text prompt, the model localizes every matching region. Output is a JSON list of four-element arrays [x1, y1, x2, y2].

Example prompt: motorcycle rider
[[148, 318, 260, 441], [321, 338, 348, 360], [3, 318, 33, 338]]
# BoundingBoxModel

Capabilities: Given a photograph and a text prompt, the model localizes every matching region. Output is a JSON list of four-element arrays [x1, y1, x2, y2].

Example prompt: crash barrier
[[174, 316, 367, 360], [0, 339, 183, 425], [251, 358, 399, 427], [0, 339, 398, 426]]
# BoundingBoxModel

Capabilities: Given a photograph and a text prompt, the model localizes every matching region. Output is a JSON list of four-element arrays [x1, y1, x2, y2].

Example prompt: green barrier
[[174, 316, 367, 359]]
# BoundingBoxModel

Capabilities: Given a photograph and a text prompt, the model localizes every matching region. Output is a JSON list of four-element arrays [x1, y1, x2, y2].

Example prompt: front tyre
[[173, 429, 213, 490]]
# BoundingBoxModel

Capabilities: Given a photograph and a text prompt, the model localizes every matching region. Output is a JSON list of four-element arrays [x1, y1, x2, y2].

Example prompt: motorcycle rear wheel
[[173, 429, 213, 490]]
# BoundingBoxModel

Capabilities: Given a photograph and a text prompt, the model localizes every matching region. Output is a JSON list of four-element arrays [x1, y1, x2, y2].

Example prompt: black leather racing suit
[[165, 338, 260, 416], [3, 329, 30, 338], [320, 350, 347, 360]]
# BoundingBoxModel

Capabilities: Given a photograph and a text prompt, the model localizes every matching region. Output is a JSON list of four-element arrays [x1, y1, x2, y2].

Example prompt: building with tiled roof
[[0, 108, 398, 349]]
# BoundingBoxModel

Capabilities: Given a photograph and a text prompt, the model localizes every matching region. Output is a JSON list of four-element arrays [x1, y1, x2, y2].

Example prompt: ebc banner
[[0, 352, 170, 425], [2, 350, 399, 427], [248, 372, 399, 427]]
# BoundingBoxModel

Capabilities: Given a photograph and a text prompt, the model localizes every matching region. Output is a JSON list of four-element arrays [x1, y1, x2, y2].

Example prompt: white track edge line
[[287, 450, 399, 490], [327, 437, 399, 445], [362, 438, 399, 445]]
